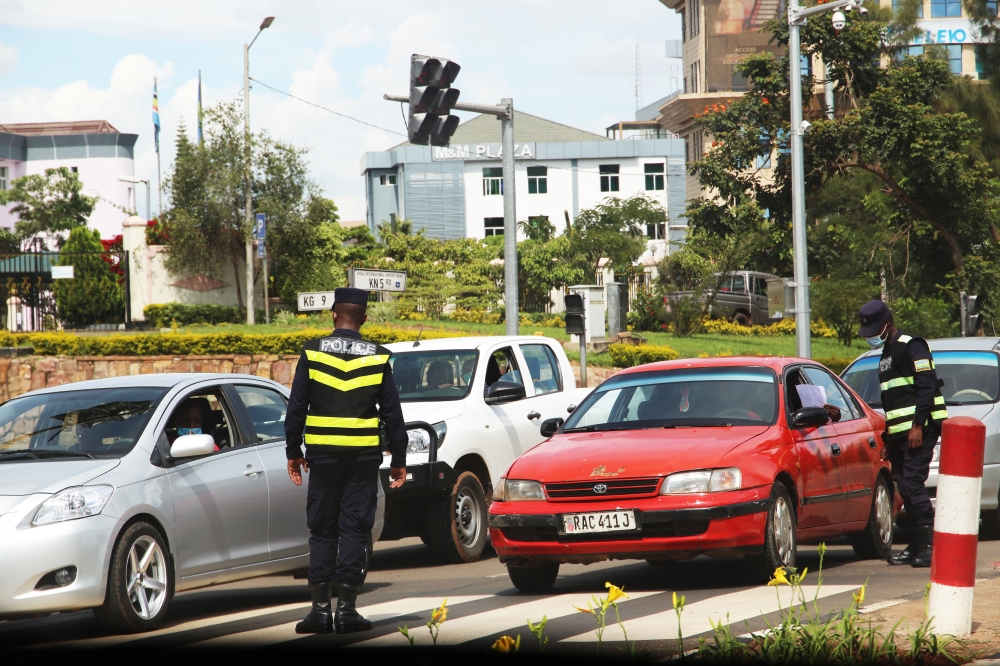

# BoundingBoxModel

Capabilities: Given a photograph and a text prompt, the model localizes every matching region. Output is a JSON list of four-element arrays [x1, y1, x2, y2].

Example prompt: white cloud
[[0, 36, 16, 76]]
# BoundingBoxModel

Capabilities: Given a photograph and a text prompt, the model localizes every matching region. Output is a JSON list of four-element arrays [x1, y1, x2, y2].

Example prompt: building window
[[484, 217, 504, 236], [931, 0, 961, 17], [801, 54, 813, 78], [756, 152, 772, 169], [599, 165, 620, 192], [977, 45, 990, 79], [644, 163, 665, 190], [690, 0, 701, 36], [483, 167, 503, 196], [379, 174, 397, 186], [0, 167, 7, 191], [69, 166, 78, 173], [893, 0, 923, 17], [946, 44, 963, 74], [527, 166, 547, 194], [646, 221, 666, 239], [681, 10, 687, 42]]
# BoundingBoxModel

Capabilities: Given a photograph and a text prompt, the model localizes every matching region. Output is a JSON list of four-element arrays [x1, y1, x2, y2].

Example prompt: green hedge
[[815, 357, 855, 375], [0, 324, 463, 357], [143, 303, 244, 328], [607, 343, 680, 368]]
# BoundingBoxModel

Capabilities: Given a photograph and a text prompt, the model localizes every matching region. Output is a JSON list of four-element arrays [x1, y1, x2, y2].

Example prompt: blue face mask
[[178, 427, 202, 436], [866, 328, 888, 348]]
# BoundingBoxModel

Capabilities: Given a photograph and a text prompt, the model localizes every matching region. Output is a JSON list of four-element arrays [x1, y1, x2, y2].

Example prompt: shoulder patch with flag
[[914, 359, 931, 372]]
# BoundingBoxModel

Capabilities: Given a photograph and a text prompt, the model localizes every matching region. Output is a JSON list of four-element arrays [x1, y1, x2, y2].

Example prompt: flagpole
[[198, 70, 204, 146], [154, 77, 163, 217]]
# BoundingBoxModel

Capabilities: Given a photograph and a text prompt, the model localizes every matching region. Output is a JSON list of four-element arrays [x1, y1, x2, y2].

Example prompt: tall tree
[[52, 227, 123, 328], [0, 167, 96, 241], [570, 195, 660, 278], [268, 196, 347, 305]]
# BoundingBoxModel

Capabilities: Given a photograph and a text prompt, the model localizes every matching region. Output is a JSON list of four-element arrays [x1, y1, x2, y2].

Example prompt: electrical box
[[766, 278, 795, 320], [568, 285, 606, 343]]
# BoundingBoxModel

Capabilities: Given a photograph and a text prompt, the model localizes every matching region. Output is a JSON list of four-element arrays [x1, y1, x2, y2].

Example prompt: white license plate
[[563, 510, 636, 534]]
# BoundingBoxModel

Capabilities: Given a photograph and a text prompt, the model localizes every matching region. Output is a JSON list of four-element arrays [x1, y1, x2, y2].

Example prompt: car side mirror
[[485, 380, 526, 405], [791, 406, 830, 428], [170, 434, 217, 458], [540, 417, 564, 438]]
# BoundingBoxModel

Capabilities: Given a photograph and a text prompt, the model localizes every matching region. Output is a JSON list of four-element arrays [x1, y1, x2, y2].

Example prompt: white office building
[[361, 111, 687, 255]]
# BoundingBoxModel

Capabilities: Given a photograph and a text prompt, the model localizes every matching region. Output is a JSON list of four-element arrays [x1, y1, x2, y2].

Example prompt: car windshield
[[390, 350, 479, 402], [842, 350, 1000, 406], [562, 366, 778, 431], [0, 387, 167, 460]]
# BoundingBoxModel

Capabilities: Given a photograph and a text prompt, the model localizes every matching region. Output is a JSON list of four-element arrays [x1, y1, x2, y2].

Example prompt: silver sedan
[[0, 374, 384, 632]]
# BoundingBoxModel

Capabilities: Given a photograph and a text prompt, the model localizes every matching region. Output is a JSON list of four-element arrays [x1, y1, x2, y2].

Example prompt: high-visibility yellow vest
[[878, 334, 947, 437], [301, 335, 391, 449]]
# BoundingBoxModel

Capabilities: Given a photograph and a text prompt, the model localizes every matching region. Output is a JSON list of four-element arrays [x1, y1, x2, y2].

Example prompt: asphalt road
[[6, 533, 1000, 655]]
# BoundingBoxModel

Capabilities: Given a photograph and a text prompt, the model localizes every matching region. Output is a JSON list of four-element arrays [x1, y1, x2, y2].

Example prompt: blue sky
[[0, 0, 682, 220]]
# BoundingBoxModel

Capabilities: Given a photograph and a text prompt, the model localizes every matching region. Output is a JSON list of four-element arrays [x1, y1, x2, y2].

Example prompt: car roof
[[385, 335, 559, 353], [851, 337, 1000, 361], [16, 373, 281, 398], [615, 355, 816, 375]]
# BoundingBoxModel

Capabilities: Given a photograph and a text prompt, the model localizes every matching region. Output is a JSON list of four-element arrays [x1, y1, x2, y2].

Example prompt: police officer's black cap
[[858, 299, 891, 337], [334, 287, 369, 307]]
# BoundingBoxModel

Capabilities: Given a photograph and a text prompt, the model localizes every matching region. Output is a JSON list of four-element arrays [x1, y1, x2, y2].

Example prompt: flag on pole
[[197, 70, 204, 146], [153, 78, 161, 154]]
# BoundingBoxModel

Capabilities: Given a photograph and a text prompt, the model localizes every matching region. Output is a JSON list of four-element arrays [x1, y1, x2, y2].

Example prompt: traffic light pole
[[384, 92, 519, 334], [579, 335, 587, 388]]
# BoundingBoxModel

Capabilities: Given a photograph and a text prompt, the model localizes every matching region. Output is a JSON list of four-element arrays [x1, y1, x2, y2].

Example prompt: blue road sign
[[255, 213, 266, 240]]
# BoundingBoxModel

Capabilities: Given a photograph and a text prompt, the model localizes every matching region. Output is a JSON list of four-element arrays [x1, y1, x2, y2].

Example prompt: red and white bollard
[[928, 416, 985, 637]]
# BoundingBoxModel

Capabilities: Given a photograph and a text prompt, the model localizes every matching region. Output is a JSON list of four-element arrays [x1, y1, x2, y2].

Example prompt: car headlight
[[493, 477, 506, 501], [32, 485, 115, 526], [406, 427, 432, 453], [432, 421, 447, 448], [660, 468, 742, 494], [504, 479, 545, 501]]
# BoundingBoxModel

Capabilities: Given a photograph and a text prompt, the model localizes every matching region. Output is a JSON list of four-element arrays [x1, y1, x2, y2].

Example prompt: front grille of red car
[[500, 520, 708, 543], [544, 478, 661, 500]]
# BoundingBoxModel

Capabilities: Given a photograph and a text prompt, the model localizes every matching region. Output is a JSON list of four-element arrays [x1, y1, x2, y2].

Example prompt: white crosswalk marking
[[353, 591, 661, 647], [193, 595, 492, 648], [560, 584, 861, 642]]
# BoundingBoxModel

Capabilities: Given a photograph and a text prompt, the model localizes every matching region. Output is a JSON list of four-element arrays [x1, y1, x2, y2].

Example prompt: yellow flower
[[768, 568, 790, 586], [491, 636, 517, 653], [431, 600, 448, 624], [672, 591, 686, 610], [574, 605, 595, 615], [605, 583, 629, 604], [853, 585, 866, 607]]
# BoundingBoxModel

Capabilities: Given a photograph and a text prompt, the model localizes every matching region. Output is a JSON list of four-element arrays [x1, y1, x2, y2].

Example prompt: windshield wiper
[[34, 449, 95, 459], [0, 450, 39, 459]]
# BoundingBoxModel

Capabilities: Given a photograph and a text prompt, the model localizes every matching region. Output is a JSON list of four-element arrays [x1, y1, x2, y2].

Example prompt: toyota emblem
[[593, 483, 608, 494]]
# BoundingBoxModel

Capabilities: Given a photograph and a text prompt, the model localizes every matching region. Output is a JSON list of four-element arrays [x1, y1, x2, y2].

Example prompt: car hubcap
[[773, 497, 794, 565], [876, 484, 892, 545], [455, 488, 481, 549], [126, 536, 167, 620]]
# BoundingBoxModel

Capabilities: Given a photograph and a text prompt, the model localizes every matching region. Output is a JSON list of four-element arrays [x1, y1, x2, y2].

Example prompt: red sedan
[[488, 357, 896, 592]]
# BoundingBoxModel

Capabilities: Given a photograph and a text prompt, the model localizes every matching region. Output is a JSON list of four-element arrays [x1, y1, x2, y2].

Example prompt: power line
[[249, 77, 406, 137]]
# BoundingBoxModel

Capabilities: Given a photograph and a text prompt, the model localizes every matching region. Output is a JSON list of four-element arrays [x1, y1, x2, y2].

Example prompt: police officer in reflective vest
[[859, 299, 948, 568], [285, 287, 407, 634]]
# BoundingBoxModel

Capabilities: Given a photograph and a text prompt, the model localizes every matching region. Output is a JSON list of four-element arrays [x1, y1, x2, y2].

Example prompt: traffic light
[[565, 293, 585, 335], [408, 55, 461, 146], [967, 294, 986, 335]]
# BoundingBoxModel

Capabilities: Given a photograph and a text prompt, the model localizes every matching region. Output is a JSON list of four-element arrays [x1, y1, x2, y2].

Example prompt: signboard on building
[[704, 0, 784, 93], [912, 19, 983, 44], [51, 266, 74, 279], [431, 142, 536, 161], [350, 268, 407, 292]]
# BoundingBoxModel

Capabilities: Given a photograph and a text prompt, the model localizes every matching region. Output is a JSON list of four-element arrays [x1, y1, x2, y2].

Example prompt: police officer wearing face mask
[[858, 300, 948, 568], [284, 287, 408, 634]]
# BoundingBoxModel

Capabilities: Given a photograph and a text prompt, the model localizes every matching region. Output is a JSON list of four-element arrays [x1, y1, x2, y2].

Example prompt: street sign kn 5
[[408, 54, 461, 147]]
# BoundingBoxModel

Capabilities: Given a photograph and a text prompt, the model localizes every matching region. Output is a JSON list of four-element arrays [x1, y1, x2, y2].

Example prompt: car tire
[[746, 482, 796, 582], [507, 561, 559, 593], [428, 471, 488, 563], [732, 312, 751, 327], [94, 522, 171, 634], [849, 475, 894, 559]]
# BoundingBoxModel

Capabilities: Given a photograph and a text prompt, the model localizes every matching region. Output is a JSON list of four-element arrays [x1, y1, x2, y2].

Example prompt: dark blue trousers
[[306, 449, 380, 586], [887, 426, 938, 528]]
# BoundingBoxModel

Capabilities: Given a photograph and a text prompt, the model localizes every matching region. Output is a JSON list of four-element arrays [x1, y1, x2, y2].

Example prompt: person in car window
[[167, 399, 219, 450], [426, 361, 454, 389]]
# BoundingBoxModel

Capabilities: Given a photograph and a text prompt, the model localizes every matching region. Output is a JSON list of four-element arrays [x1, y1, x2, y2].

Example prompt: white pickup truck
[[377, 336, 593, 562]]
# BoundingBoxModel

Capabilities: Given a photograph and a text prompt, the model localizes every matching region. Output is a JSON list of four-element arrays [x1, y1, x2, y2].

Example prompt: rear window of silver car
[[562, 366, 778, 431], [842, 351, 1000, 406], [0, 388, 167, 460]]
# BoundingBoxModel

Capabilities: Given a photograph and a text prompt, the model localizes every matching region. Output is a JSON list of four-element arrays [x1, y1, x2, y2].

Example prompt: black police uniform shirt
[[284, 328, 408, 469], [880, 331, 940, 432]]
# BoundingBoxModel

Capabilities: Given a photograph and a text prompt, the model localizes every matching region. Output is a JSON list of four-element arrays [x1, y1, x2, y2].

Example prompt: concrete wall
[[0, 353, 300, 403]]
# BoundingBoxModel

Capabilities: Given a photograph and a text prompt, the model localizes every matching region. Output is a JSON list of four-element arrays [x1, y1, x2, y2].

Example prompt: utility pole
[[244, 42, 254, 325], [500, 98, 518, 335]]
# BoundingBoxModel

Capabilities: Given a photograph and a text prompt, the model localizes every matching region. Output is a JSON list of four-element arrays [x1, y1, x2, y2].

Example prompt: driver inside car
[[167, 398, 219, 450]]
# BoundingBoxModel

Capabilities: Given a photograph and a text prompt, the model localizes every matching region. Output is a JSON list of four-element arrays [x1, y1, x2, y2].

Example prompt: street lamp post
[[243, 16, 274, 326], [118, 175, 150, 222], [786, 0, 863, 358]]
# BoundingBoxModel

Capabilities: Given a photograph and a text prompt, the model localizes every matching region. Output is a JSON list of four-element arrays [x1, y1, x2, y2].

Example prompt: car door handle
[[244, 467, 264, 477], [868, 436, 877, 449], [527, 411, 541, 420], [831, 443, 842, 456]]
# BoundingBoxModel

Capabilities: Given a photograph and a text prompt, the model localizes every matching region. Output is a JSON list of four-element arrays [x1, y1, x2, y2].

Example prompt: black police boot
[[887, 532, 917, 565], [295, 582, 333, 634], [334, 582, 372, 635], [911, 524, 934, 568]]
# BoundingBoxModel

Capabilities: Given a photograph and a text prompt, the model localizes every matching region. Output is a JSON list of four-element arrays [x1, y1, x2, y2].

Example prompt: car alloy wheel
[[849, 475, 894, 560], [747, 482, 796, 582], [127, 535, 168, 620], [455, 486, 482, 549], [772, 495, 794, 565], [875, 484, 892, 545]]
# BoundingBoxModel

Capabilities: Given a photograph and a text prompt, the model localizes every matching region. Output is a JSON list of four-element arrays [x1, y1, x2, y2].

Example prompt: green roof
[[0, 252, 59, 276], [396, 110, 608, 147]]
